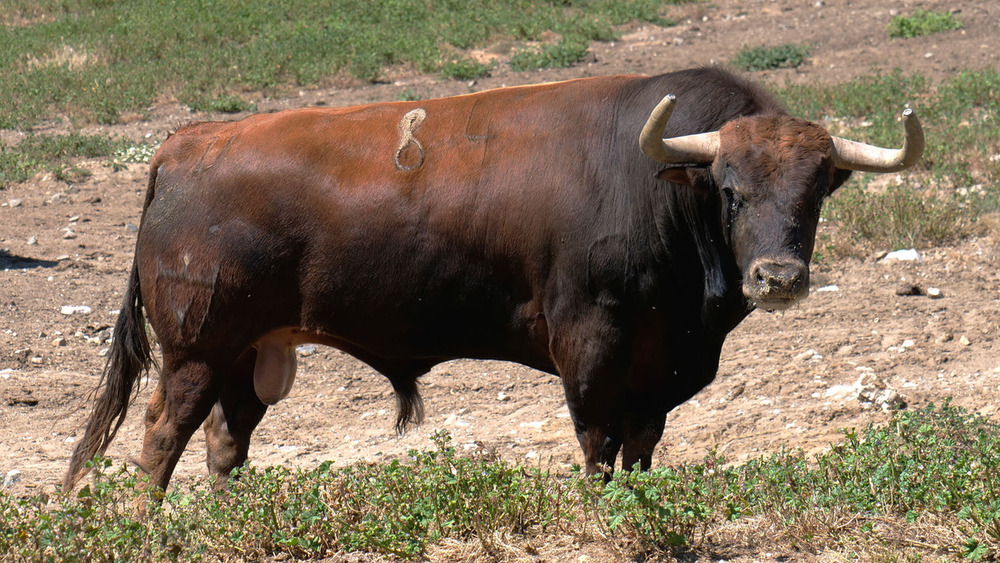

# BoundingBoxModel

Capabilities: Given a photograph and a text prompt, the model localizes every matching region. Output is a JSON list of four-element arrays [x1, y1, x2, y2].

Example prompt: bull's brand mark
[[395, 108, 427, 171]]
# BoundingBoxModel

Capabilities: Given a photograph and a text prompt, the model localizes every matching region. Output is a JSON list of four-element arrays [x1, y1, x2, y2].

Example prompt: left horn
[[831, 108, 924, 173], [639, 94, 719, 164]]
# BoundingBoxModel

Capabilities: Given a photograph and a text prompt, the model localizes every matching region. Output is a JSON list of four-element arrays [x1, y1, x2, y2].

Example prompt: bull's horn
[[639, 94, 719, 164], [831, 108, 924, 173]]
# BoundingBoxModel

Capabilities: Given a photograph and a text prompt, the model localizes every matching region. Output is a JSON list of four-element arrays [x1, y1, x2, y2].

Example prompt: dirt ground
[[2, 0, 999, 559]]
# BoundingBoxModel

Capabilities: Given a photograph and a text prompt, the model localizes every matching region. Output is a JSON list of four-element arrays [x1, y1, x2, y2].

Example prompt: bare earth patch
[[2, 0, 999, 560]]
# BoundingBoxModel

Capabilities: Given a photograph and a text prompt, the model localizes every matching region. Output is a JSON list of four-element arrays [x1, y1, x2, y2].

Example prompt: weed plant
[[1, 404, 997, 560], [823, 180, 990, 251], [0, 133, 132, 188], [439, 58, 495, 81], [731, 43, 810, 71], [888, 8, 963, 39]]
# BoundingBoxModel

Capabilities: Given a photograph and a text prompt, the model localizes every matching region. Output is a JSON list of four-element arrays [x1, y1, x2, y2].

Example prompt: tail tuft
[[391, 376, 424, 435]]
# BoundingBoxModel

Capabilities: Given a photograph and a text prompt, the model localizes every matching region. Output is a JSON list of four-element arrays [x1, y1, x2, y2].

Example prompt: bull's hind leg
[[138, 357, 220, 491], [203, 348, 268, 486]]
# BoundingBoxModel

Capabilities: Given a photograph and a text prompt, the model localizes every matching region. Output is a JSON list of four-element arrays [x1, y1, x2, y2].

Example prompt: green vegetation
[[823, 182, 991, 252], [2, 404, 998, 560], [0, 133, 147, 188], [0, 0, 685, 128], [439, 57, 495, 81], [731, 43, 811, 71], [184, 94, 257, 114], [888, 8, 963, 39], [510, 37, 592, 71]]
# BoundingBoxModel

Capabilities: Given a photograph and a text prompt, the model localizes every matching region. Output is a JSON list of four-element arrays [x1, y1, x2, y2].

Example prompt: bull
[[64, 66, 923, 492]]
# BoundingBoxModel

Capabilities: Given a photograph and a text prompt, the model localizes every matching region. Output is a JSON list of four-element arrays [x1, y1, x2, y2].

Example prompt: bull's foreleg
[[621, 400, 668, 471], [138, 357, 219, 492], [203, 348, 268, 487], [550, 309, 629, 477]]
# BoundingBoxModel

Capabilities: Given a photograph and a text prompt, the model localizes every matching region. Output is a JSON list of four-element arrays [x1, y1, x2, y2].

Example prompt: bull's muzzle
[[744, 258, 809, 310]]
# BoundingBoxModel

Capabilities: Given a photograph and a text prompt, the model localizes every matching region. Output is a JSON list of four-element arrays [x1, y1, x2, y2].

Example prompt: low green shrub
[[439, 58, 494, 81], [0, 133, 130, 188], [3, 405, 997, 560], [510, 37, 591, 71], [888, 8, 962, 39], [732, 43, 810, 71]]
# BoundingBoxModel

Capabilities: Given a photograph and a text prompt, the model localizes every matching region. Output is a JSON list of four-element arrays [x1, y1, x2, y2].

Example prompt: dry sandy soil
[[2, 0, 999, 560]]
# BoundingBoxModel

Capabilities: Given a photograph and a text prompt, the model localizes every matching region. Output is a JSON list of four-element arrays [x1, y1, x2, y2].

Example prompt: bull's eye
[[722, 186, 745, 216]]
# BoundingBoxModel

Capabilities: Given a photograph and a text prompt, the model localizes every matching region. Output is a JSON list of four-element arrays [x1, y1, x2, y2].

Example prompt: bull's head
[[640, 95, 924, 311]]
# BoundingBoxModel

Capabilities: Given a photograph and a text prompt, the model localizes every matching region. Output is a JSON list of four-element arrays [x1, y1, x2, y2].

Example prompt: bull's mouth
[[746, 294, 807, 312]]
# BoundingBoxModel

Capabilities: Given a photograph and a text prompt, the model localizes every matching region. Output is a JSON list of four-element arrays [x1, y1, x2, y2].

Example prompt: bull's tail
[[63, 163, 160, 491], [391, 376, 425, 435], [63, 260, 154, 491]]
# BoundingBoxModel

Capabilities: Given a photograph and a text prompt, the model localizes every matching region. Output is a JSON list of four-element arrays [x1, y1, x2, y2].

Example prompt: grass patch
[[888, 8, 963, 39], [0, 133, 120, 188], [0, 0, 685, 128], [0, 133, 159, 187], [731, 43, 810, 71], [510, 37, 592, 71], [184, 94, 257, 114], [439, 57, 495, 81], [823, 181, 991, 252], [2, 404, 998, 560]]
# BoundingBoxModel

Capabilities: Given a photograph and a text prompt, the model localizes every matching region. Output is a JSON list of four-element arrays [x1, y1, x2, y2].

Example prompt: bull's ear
[[829, 168, 853, 194], [657, 166, 712, 189]]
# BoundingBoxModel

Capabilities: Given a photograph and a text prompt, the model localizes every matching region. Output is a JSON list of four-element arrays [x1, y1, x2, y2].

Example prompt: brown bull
[[65, 66, 923, 491]]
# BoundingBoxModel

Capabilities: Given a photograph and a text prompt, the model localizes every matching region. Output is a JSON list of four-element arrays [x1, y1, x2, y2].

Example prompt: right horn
[[831, 108, 924, 173], [639, 94, 720, 164]]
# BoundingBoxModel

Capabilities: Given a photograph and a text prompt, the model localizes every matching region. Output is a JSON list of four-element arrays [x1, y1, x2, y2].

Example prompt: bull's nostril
[[750, 260, 807, 292]]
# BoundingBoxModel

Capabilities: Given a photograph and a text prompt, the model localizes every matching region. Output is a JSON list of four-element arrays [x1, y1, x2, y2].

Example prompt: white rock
[[824, 384, 856, 400], [815, 284, 839, 292], [60, 305, 92, 315], [8, 199, 22, 208], [497, 391, 509, 402], [926, 287, 943, 298], [297, 344, 317, 357], [3, 470, 21, 488], [794, 349, 820, 362], [882, 249, 921, 262], [26, 235, 37, 245]]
